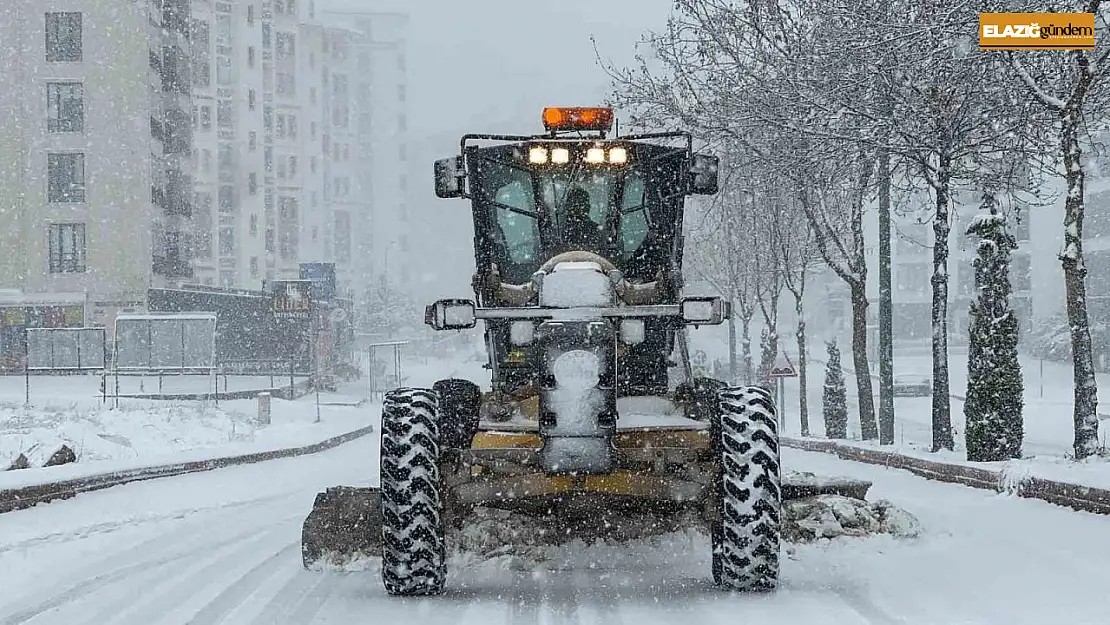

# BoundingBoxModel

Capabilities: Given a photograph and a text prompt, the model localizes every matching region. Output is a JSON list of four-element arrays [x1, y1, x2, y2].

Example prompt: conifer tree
[[823, 340, 849, 439]]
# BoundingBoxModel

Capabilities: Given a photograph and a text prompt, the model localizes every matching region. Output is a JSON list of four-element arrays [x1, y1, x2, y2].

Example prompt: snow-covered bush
[[823, 340, 848, 439], [964, 209, 1024, 461]]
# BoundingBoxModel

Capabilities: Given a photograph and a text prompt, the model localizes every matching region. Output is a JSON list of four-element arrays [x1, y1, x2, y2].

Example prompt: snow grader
[[301, 107, 783, 594]]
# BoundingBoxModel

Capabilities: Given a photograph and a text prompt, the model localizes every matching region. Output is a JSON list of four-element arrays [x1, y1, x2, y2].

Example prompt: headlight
[[608, 147, 628, 164], [585, 147, 605, 163], [552, 349, 600, 390], [529, 147, 548, 164], [551, 148, 570, 164]]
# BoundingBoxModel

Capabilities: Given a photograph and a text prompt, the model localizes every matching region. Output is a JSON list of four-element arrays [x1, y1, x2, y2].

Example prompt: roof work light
[[542, 107, 614, 132]]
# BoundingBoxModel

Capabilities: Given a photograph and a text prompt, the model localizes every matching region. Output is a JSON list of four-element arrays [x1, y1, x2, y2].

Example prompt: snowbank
[[0, 390, 376, 490]]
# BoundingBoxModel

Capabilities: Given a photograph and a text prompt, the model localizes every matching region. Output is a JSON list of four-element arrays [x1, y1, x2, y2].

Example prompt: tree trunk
[[797, 307, 810, 437], [741, 314, 754, 384], [1060, 108, 1100, 459], [728, 301, 738, 384], [931, 157, 954, 452], [878, 148, 895, 445], [850, 282, 879, 440]]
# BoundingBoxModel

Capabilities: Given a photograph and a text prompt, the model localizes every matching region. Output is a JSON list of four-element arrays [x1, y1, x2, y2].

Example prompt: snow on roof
[[115, 312, 217, 322]]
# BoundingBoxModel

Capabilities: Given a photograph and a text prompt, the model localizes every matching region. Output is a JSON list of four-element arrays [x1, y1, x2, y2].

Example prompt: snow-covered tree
[[823, 340, 849, 439], [993, 0, 1110, 459], [964, 201, 1024, 461]]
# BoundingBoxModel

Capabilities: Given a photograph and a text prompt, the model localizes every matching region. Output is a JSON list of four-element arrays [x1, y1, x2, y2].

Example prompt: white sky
[[323, 0, 674, 147]]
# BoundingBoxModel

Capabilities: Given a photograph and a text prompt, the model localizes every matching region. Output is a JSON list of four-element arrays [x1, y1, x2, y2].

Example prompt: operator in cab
[[559, 187, 604, 254]]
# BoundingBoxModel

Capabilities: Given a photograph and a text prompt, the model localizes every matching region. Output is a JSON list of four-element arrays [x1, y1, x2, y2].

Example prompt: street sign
[[769, 352, 798, 378], [272, 280, 313, 320]]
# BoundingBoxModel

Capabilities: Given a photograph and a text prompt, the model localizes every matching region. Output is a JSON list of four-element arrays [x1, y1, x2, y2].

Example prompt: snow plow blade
[[301, 486, 381, 569]]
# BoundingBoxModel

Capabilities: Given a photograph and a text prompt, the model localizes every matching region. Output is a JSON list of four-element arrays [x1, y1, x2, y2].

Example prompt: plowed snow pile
[[440, 499, 921, 573]]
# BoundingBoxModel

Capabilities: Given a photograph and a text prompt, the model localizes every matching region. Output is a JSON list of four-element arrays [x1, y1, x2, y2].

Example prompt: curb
[[0, 423, 376, 515], [783, 436, 1110, 516]]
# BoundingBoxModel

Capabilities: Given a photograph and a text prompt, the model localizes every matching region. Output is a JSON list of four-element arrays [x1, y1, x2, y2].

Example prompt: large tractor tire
[[433, 378, 482, 449], [380, 388, 447, 596], [711, 385, 782, 591]]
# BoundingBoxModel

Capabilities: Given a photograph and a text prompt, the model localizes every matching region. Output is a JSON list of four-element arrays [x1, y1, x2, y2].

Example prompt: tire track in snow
[[0, 524, 268, 625], [72, 528, 281, 625], [0, 499, 304, 625], [182, 542, 299, 625]]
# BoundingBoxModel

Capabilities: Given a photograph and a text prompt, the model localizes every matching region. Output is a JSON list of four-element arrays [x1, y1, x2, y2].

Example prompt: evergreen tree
[[964, 199, 1024, 461], [823, 340, 848, 439]]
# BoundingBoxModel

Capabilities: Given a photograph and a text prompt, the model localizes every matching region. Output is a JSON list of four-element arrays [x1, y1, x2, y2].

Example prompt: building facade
[[0, 0, 194, 357]]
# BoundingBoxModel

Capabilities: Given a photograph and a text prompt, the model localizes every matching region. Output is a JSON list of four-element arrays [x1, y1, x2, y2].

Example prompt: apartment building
[[322, 7, 412, 306], [187, 0, 367, 296], [0, 0, 194, 340]]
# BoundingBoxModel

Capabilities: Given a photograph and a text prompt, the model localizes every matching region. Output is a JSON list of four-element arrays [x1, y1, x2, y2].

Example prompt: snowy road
[[2, 437, 1109, 624]]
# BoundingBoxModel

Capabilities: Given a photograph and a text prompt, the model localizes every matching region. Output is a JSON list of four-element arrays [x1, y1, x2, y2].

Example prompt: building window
[[219, 185, 235, 213], [311, 122, 317, 138], [264, 147, 273, 172], [334, 211, 351, 262], [250, 256, 259, 278], [343, 144, 350, 161], [276, 72, 295, 96], [248, 131, 257, 151], [248, 88, 256, 110], [46, 82, 83, 132], [219, 226, 235, 256], [263, 105, 273, 131], [248, 46, 255, 67], [218, 143, 233, 171], [201, 105, 212, 130], [262, 23, 272, 49], [311, 156, 317, 173], [247, 4, 255, 25], [191, 20, 210, 87], [48, 223, 86, 273], [249, 214, 258, 236], [45, 12, 82, 62], [47, 153, 85, 203], [288, 156, 297, 178], [276, 156, 286, 179], [217, 100, 233, 127], [194, 192, 213, 259], [219, 270, 236, 287], [265, 228, 275, 252], [276, 114, 285, 138], [248, 172, 258, 195], [288, 115, 297, 138], [217, 55, 232, 85], [310, 87, 316, 104], [276, 32, 295, 60]]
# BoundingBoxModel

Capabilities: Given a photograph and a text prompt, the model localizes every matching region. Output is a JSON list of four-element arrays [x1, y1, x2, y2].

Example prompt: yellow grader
[[302, 107, 783, 595]]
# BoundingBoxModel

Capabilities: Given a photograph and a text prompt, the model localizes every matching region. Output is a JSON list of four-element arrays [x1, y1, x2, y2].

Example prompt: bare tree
[[773, 196, 819, 436], [1000, 0, 1110, 459]]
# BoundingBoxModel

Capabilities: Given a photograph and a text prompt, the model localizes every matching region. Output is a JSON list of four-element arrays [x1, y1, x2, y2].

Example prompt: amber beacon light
[[542, 107, 614, 132]]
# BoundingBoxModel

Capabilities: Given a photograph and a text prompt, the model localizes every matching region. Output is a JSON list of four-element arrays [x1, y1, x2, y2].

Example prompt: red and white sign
[[768, 352, 798, 378]]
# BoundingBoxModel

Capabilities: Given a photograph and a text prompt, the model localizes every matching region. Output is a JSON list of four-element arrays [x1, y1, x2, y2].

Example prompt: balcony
[[164, 170, 193, 217]]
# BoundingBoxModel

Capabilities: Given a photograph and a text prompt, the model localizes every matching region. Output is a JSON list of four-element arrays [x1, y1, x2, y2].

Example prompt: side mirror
[[689, 153, 719, 195], [681, 296, 728, 325], [426, 298, 477, 330], [434, 156, 465, 198]]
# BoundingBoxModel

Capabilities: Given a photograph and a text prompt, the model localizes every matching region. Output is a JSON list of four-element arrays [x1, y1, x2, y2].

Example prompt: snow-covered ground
[[0, 343, 493, 486], [2, 433, 1108, 624], [769, 347, 1110, 489]]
